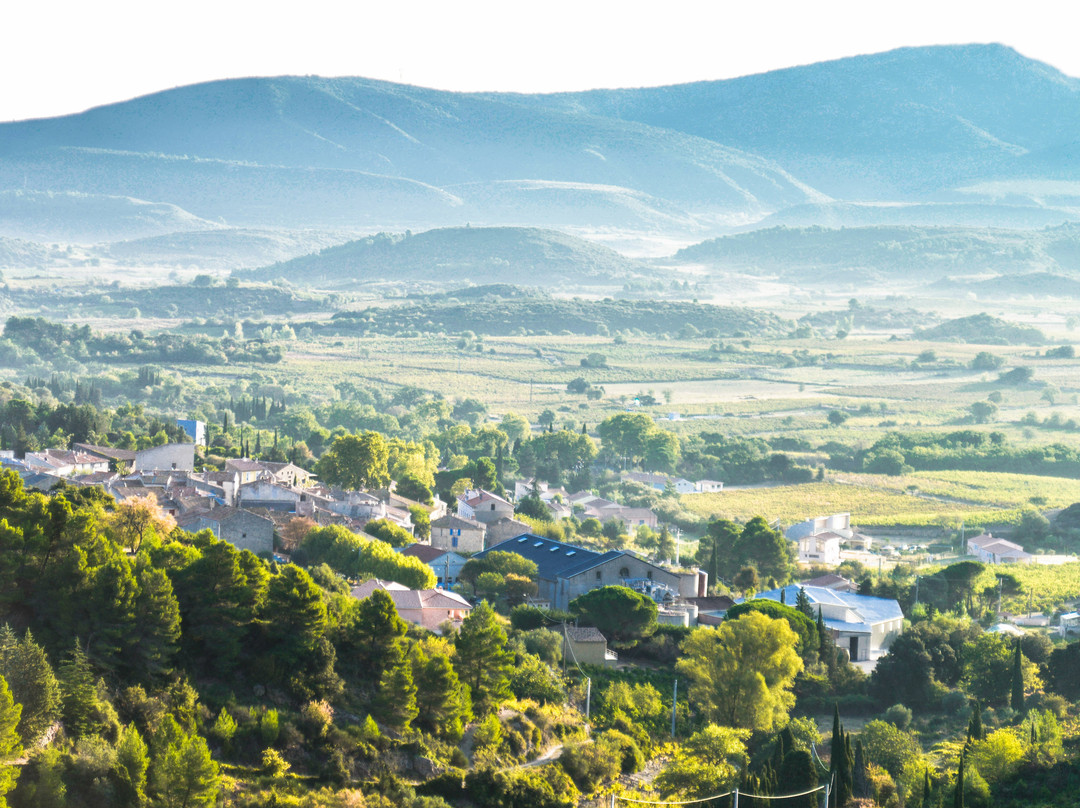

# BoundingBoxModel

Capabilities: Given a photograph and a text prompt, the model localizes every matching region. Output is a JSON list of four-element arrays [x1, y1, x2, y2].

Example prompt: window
[[452, 535, 459, 548], [647, 571, 653, 579], [491, 503, 496, 510], [596, 571, 602, 580]]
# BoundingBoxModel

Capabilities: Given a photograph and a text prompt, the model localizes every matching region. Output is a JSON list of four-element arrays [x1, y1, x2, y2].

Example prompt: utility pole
[[671, 679, 678, 737], [732, 788, 739, 808], [585, 677, 591, 721], [914, 575, 920, 606], [997, 576, 1003, 614]]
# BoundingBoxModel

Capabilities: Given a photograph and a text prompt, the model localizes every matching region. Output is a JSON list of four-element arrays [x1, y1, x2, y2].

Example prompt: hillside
[[243, 226, 651, 287], [915, 313, 1046, 345], [326, 297, 788, 338]]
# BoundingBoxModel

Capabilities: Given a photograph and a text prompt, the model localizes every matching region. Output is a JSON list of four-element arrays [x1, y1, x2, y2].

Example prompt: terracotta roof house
[[351, 579, 472, 632], [457, 489, 514, 524], [967, 532, 1032, 564]]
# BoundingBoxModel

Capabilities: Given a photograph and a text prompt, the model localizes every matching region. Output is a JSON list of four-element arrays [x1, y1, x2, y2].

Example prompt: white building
[[967, 532, 1032, 564], [752, 585, 904, 662], [797, 531, 843, 566]]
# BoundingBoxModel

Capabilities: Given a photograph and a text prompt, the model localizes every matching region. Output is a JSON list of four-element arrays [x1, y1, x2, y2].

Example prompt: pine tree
[[114, 723, 150, 808], [374, 644, 418, 734], [1010, 640, 1024, 712], [0, 626, 62, 746], [0, 674, 24, 805], [58, 641, 105, 739], [413, 649, 471, 740], [455, 600, 513, 714], [155, 732, 221, 808]]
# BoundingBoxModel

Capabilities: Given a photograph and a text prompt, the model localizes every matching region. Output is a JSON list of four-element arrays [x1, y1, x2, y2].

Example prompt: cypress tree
[[853, 739, 867, 799], [795, 587, 813, 617], [1010, 640, 1024, 712], [830, 705, 852, 807], [967, 699, 983, 743], [778, 750, 818, 808], [922, 769, 932, 808], [953, 753, 965, 808], [816, 607, 832, 666]]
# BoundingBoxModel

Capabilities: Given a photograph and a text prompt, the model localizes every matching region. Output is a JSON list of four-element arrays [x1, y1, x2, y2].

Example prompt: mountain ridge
[[3, 44, 1080, 240]]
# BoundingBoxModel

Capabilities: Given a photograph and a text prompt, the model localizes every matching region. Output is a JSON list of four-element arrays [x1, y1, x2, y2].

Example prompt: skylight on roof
[[534, 541, 544, 547], [549, 547, 559, 552], [566, 551, 576, 556], [517, 537, 528, 543]]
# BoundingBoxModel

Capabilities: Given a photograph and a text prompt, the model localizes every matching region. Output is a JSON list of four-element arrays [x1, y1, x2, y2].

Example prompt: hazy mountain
[[243, 226, 651, 287], [928, 271, 1080, 299], [0, 77, 818, 236], [0, 190, 217, 243], [743, 201, 1080, 231], [105, 228, 362, 270], [4, 45, 1080, 243], [673, 224, 1080, 282], [0, 235, 58, 268], [531, 44, 1080, 199]]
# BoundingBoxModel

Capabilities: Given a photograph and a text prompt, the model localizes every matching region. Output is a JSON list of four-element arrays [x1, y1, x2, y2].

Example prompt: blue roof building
[[752, 584, 904, 663], [474, 534, 690, 611]]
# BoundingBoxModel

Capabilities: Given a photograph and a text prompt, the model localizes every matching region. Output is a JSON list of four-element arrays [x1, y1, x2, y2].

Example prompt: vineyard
[[831, 470, 1080, 509], [963, 562, 1080, 615], [681, 481, 1025, 529]]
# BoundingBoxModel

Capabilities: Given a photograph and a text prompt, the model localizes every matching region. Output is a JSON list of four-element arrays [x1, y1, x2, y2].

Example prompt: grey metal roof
[[754, 584, 904, 624]]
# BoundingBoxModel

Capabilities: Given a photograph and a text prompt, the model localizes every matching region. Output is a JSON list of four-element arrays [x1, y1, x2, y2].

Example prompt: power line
[[614, 784, 826, 805]]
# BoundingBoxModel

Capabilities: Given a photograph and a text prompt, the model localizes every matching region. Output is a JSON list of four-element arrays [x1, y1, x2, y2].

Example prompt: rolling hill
[[242, 226, 652, 287]]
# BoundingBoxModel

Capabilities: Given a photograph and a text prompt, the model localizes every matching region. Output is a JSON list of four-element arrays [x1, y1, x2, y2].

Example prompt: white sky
[[4, 0, 1078, 122]]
